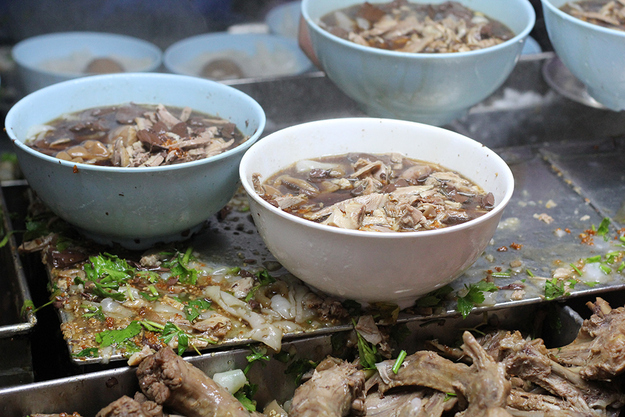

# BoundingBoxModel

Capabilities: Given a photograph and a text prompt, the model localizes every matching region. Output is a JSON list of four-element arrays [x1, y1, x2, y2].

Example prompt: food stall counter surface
[[1, 51, 625, 412]]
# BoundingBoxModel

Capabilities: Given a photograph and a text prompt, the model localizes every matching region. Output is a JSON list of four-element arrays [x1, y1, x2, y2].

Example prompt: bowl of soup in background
[[12, 31, 163, 94], [542, 0, 625, 111], [6, 72, 266, 249], [301, 0, 536, 126], [239, 117, 514, 308], [163, 32, 313, 81]]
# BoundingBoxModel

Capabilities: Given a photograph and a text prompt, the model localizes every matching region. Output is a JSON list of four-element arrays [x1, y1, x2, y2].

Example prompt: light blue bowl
[[542, 0, 625, 111], [5, 73, 266, 249], [302, 0, 536, 126], [12, 32, 162, 94], [266, 1, 302, 39], [164, 32, 313, 80]]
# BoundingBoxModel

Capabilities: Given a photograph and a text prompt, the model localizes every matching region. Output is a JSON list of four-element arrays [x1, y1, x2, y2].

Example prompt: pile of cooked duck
[[35, 297, 625, 417]]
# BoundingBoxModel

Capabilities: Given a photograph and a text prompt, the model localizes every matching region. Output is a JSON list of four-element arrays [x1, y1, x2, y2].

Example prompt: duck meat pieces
[[548, 297, 625, 380], [95, 394, 163, 417], [497, 331, 625, 414], [370, 331, 512, 416], [136, 347, 250, 417], [289, 357, 366, 417], [364, 389, 455, 417]]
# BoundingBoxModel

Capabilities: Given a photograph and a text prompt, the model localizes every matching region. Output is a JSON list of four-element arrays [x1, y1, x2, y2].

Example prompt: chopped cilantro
[[73, 347, 99, 358], [184, 299, 212, 323], [544, 278, 576, 301], [596, 218, 611, 240], [244, 345, 270, 374], [244, 270, 276, 302], [354, 319, 382, 369], [82, 304, 105, 321], [161, 247, 200, 285], [341, 299, 363, 316], [234, 383, 258, 412], [456, 281, 498, 319], [415, 285, 453, 308], [285, 358, 318, 385], [161, 322, 190, 355], [96, 321, 142, 347]]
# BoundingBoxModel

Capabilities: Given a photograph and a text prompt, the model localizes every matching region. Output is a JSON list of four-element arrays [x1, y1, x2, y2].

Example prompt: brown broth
[[26, 103, 247, 167], [560, 0, 625, 31], [319, 0, 515, 53], [256, 152, 494, 232]]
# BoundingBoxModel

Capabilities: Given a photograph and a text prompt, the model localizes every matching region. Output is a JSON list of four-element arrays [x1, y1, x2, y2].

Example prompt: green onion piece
[[586, 255, 602, 263], [599, 264, 612, 274], [605, 251, 621, 263], [148, 284, 159, 296], [526, 269, 535, 277], [569, 263, 582, 276], [491, 271, 511, 278], [392, 350, 407, 374], [618, 262, 625, 273]]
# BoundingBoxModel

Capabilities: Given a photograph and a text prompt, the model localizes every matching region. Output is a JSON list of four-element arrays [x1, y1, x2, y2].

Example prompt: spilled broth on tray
[[254, 152, 494, 232]]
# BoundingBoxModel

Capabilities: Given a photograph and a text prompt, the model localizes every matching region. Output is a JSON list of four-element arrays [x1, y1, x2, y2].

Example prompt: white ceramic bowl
[[163, 32, 312, 81], [542, 0, 625, 110], [240, 118, 514, 308], [6, 73, 266, 249], [302, 0, 536, 126], [12, 31, 162, 94]]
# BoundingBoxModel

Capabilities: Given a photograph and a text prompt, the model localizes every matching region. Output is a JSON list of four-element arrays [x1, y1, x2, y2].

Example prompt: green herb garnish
[[161, 247, 200, 285], [73, 347, 99, 358], [456, 281, 498, 319], [544, 278, 576, 301], [244, 345, 270, 374], [244, 270, 276, 302], [184, 299, 212, 323], [234, 383, 258, 412], [392, 350, 407, 374], [354, 319, 382, 369], [96, 320, 142, 347], [415, 285, 454, 308]]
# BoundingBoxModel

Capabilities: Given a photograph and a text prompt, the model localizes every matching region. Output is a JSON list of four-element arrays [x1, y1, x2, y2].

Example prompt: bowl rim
[[11, 31, 163, 75], [301, 0, 536, 59], [240, 117, 515, 240], [6, 72, 267, 173], [163, 31, 311, 76], [541, 0, 625, 38]]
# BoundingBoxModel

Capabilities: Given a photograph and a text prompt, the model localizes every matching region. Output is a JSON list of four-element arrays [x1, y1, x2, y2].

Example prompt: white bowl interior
[[242, 118, 512, 214]]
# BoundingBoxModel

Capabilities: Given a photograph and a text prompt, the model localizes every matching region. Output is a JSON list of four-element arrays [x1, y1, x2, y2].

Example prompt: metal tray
[[16, 55, 625, 368], [0, 185, 37, 387], [0, 294, 594, 417]]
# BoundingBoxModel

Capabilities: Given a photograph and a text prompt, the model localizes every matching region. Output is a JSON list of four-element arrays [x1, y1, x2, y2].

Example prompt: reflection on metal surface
[[542, 56, 607, 109]]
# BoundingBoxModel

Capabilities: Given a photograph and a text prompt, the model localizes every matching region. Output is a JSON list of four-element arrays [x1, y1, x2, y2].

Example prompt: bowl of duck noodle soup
[[542, 0, 625, 110], [301, 0, 536, 126], [6, 72, 266, 249], [239, 117, 514, 308]]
